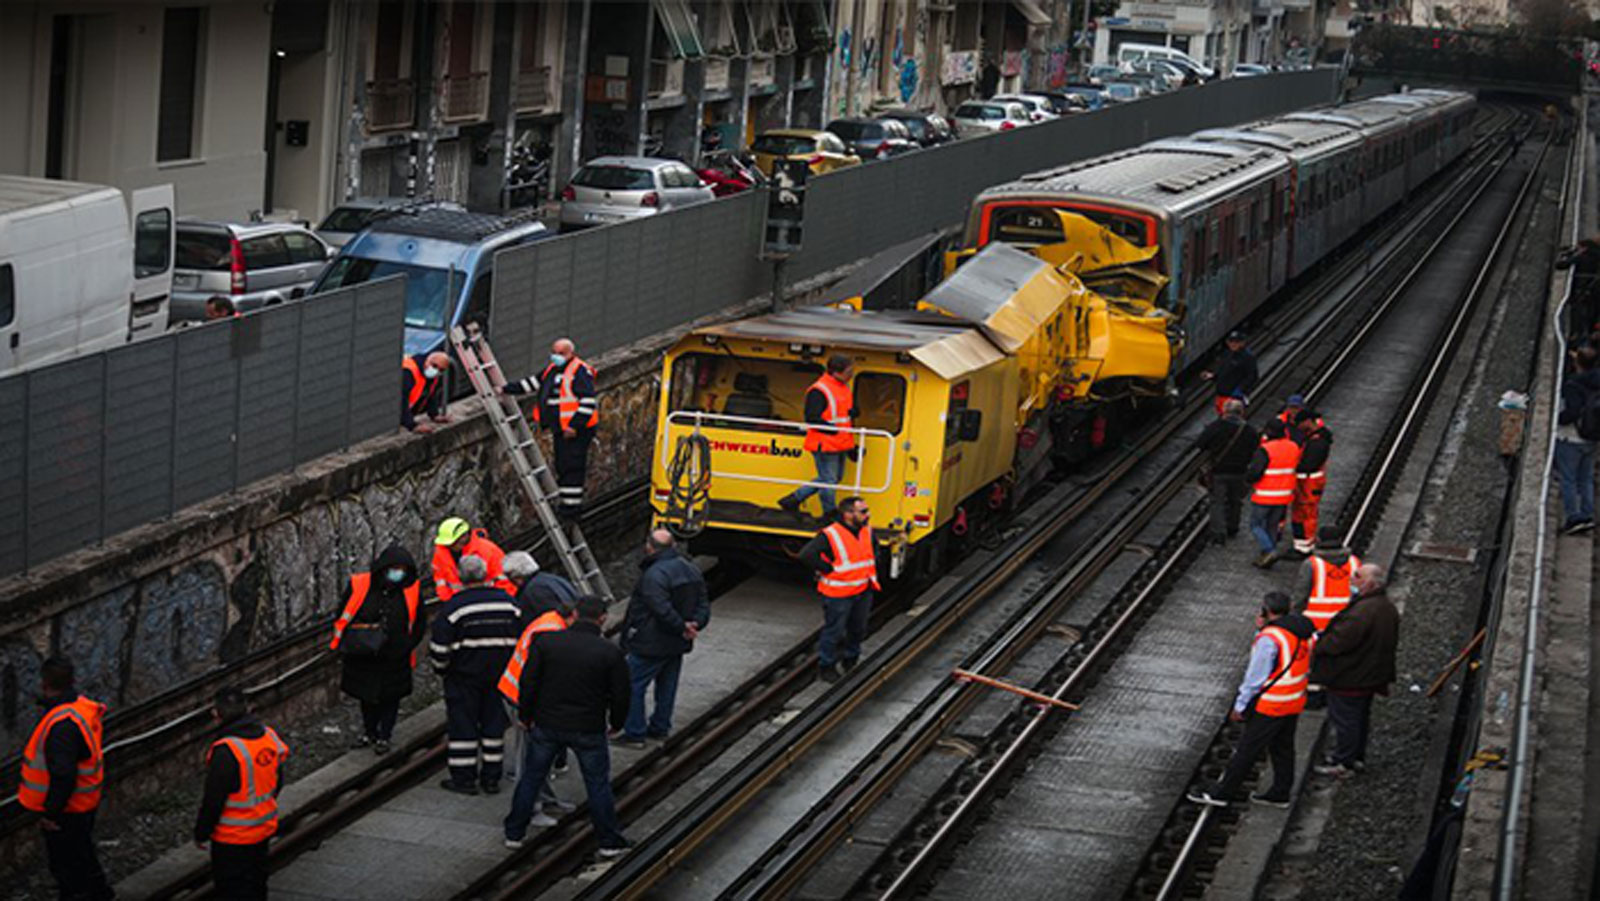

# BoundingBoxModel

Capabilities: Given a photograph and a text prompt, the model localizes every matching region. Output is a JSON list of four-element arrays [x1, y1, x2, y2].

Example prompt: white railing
[[660, 410, 898, 497]]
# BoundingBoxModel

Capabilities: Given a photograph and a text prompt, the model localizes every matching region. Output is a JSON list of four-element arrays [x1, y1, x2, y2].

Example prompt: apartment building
[[1092, 0, 1256, 68]]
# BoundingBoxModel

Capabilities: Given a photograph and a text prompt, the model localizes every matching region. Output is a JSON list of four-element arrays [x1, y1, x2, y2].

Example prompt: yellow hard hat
[[435, 517, 470, 546]]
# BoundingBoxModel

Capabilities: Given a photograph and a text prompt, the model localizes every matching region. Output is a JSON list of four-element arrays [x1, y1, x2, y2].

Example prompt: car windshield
[[890, 117, 928, 139], [319, 256, 456, 330], [1107, 84, 1137, 98], [957, 104, 1004, 120], [175, 230, 232, 271], [827, 121, 879, 140], [319, 207, 380, 233], [573, 166, 655, 190], [752, 135, 817, 156]]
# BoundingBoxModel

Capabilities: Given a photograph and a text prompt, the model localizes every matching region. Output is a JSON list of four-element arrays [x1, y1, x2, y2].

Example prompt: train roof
[[987, 141, 1286, 212], [1285, 99, 1411, 131], [697, 308, 1005, 380]]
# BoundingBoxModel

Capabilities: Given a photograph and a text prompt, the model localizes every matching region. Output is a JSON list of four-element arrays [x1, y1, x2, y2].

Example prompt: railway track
[[110, 106, 1520, 901], [1140, 113, 1559, 901]]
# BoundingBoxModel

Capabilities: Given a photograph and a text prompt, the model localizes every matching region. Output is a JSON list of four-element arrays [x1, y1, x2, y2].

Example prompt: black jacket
[[194, 715, 281, 843], [36, 694, 91, 819], [517, 620, 631, 733], [1309, 588, 1400, 691], [1212, 348, 1259, 400], [621, 548, 711, 657], [1559, 369, 1600, 429], [1194, 417, 1259, 475], [339, 545, 428, 705], [400, 354, 446, 431], [517, 571, 580, 621], [430, 585, 522, 685]]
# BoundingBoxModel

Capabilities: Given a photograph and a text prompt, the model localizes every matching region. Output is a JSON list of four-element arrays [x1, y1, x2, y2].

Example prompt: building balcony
[[440, 72, 490, 124], [748, 55, 776, 86], [365, 78, 416, 132], [649, 58, 686, 98], [704, 57, 732, 92], [515, 66, 556, 114]]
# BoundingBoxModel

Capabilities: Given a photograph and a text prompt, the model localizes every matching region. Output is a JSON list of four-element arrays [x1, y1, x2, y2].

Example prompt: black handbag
[[338, 622, 387, 658]]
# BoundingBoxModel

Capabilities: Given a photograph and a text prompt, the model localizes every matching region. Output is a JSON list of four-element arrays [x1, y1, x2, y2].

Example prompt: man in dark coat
[[431, 555, 522, 794], [504, 596, 633, 856], [334, 545, 428, 755], [1202, 331, 1259, 416], [616, 530, 710, 747], [1193, 398, 1259, 544], [1311, 563, 1400, 777]]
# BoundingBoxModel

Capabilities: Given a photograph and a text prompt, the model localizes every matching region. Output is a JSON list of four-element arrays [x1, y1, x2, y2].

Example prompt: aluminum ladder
[[449, 324, 615, 604]]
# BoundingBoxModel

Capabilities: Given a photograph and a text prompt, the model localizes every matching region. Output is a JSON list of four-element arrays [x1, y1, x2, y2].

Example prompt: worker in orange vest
[[432, 516, 514, 601], [779, 354, 858, 520], [1272, 394, 1307, 440], [503, 337, 599, 520], [18, 656, 113, 901], [194, 687, 289, 901], [332, 545, 427, 755], [1247, 419, 1302, 568], [1289, 410, 1333, 555], [402, 351, 454, 433], [798, 495, 879, 682], [1295, 527, 1362, 634], [1187, 591, 1314, 807]]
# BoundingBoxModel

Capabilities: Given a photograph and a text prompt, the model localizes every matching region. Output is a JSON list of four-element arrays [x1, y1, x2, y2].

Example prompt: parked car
[[0, 176, 173, 375], [1033, 91, 1092, 115], [951, 101, 1032, 136], [880, 109, 956, 147], [1101, 81, 1146, 103], [750, 129, 861, 176], [1232, 62, 1272, 77], [1162, 56, 1213, 84], [1115, 42, 1216, 80], [316, 198, 409, 249], [171, 221, 332, 322], [312, 207, 551, 356], [1057, 84, 1107, 110], [991, 94, 1059, 122], [824, 118, 921, 161], [558, 156, 715, 231], [1086, 64, 1124, 86], [1127, 59, 1189, 90], [1120, 72, 1171, 95]]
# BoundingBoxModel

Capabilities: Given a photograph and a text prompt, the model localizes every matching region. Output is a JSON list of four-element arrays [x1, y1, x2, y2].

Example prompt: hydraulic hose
[[664, 432, 713, 538]]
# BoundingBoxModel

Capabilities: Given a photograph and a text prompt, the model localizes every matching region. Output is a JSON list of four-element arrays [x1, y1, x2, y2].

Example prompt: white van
[[0, 177, 174, 376], [1116, 42, 1215, 79]]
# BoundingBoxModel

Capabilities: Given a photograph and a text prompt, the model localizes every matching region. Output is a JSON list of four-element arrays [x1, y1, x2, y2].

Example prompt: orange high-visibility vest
[[817, 522, 879, 598], [803, 374, 856, 453], [1305, 553, 1362, 632], [498, 610, 569, 705], [1252, 438, 1301, 506], [431, 530, 514, 602], [531, 357, 598, 431], [208, 729, 289, 845], [331, 573, 421, 665], [1254, 624, 1310, 717], [402, 355, 439, 410], [18, 696, 105, 814]]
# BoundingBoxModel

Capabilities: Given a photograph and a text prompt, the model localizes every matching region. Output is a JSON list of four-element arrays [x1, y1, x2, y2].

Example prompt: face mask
[[423, 366, 440, 380], [385, 568, 408, 584], [550, 353, 567, 367]]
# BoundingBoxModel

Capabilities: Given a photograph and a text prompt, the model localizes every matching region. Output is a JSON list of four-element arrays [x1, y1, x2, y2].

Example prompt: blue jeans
[[1250, 503, 1286, 554], [1555, 439, 1595, 525], [819, 591, 873, 668], [624, 653, 682, 739], [504, 725, 627, 848], [790, 452, 845, 514]]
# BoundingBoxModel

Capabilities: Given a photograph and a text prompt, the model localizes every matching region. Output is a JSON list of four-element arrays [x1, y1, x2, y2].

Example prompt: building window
[[157, 7, 205, 163]]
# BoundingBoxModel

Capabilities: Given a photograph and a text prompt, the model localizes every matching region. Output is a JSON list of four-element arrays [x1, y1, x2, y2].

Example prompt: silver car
[[558, 156, 715, 231], [951, 101, 1033, 137], [171, 221, 333, 321]]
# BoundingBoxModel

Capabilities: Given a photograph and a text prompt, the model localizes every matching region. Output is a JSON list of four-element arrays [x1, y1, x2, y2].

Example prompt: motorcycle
[[695, 149, 767, 197], [505, 132, 552, 209]]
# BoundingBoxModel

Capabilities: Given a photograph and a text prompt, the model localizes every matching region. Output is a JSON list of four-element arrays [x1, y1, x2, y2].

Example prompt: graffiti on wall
[[943, 50, 979, 85], [1048, 48, 1070, 88], [900, 58, 919, 102]]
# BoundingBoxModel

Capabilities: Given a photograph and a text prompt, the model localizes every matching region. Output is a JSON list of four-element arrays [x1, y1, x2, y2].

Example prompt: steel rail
[[1155, 119, 1552, 901], [1496, 100, 1586, 901], [717, 107, 1525, 901]]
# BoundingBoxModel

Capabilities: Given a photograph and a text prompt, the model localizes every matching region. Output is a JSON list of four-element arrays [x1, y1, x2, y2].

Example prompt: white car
[[952, 101, 1033, 136], [991, 94, 1059, 123], [1233, 63, 1272, 77], [558, 156, 715, 231]]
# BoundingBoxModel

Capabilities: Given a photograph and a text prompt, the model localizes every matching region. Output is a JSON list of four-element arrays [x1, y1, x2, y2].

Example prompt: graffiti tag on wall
[[942, 50, 979, 85]]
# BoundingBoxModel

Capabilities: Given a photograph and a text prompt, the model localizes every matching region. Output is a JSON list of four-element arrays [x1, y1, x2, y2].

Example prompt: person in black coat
[[617, 530, 711, 746], [334, 545, 427, 754], [1202, 331, 1259, 415], [1310, 564, 1400, 776], [1193, 397, 1259, 544]]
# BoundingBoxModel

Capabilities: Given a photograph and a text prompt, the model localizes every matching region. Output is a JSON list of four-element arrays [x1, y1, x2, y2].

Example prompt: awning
[[654, 0, 706, 60], [1011, 0, 1053, 27]]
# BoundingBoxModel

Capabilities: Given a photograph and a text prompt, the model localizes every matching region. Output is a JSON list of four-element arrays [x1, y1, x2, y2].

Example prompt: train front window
[[986, 203, 1150, 248]]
